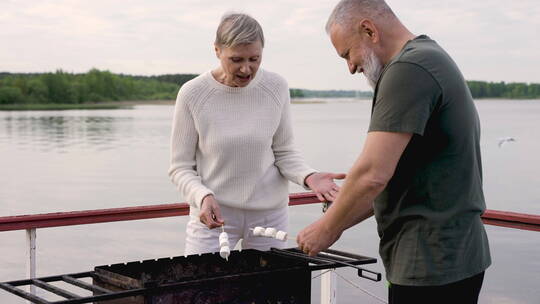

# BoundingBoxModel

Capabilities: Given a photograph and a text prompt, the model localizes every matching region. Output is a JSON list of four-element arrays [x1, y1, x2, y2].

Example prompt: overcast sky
[[1, 0, 539, 91]]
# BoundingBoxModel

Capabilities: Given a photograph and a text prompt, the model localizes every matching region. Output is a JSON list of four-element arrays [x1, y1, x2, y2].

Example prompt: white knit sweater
[[168, 69, 316, 212]]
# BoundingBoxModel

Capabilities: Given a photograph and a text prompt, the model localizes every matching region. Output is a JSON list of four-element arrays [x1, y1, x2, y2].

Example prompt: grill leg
[[26, 228, 37, 299], [321, 202, 338, 304], [321, 268, 337, 304]]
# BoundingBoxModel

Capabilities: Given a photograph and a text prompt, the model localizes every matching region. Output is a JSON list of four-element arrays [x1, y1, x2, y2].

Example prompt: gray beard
[[363, 49, 384, 89]]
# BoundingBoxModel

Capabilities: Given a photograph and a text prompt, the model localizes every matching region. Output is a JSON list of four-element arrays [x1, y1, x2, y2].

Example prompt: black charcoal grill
[[0, 247, 380, 304]]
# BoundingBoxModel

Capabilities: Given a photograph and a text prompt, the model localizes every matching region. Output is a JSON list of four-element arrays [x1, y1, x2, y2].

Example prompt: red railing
[[0, 192, 539, 232]]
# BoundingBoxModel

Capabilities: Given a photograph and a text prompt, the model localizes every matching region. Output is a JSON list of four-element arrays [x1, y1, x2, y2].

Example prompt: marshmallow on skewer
[[275, 230, 288, 241], [252, 226, 265, 236], [264, 227, 277, 238], [251, 226, 293, 241], [219, 238, 230, 247], [218, 230, 231, 260], [220, 246, 230, 260]]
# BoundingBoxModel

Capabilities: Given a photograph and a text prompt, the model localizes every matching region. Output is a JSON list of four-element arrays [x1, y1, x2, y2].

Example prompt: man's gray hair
[[215, 13, 265, 48], [325, 0, 396, 33]]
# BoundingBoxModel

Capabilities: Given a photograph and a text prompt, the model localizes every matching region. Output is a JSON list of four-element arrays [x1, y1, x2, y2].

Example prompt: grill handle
[[271, 248, 382, 282], [357, 268, 382, 282]]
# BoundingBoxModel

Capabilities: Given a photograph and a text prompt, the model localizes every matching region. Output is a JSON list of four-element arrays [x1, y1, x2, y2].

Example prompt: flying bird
[[498, 137, 516, 148]]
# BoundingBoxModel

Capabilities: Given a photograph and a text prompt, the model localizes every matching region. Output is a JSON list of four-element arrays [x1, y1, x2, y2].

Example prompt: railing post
[[321, 201, 337, 304], [26, 228, 36, 296]]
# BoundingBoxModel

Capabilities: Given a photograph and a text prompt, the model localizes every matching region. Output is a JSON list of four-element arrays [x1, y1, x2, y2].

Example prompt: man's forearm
[[297, 132, 410, 256], [343, 203, 375, 230], [321, 166, 385, 233]]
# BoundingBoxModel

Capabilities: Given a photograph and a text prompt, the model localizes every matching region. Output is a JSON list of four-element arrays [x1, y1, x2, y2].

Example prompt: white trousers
[[184, 205, 289, 255]]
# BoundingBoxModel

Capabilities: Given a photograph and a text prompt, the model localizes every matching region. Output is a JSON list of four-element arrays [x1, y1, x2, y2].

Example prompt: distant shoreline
[[0, 100, 175, 111], [0, 97, 538, 111], [2, 70, 539, 106], [0, 99, 358, 111]]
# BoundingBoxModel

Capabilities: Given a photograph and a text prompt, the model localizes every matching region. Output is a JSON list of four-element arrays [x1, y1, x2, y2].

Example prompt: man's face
[[215, 40, 263, 87], [330, 24, 383, 89]]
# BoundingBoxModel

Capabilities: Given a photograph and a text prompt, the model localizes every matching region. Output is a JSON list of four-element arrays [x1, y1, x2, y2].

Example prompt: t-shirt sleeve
[[368, 62, 441, 136]]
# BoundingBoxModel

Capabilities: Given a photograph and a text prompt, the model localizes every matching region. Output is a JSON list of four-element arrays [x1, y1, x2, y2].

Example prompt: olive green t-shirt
[[369, 35, 491, 286]]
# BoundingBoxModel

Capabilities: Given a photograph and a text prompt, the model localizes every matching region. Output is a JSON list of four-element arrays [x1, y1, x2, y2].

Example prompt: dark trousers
[[388, 272, 485, 304]]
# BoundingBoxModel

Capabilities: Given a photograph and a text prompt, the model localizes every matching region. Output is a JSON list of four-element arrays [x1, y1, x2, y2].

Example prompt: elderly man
[[297, 1, 491, 303]]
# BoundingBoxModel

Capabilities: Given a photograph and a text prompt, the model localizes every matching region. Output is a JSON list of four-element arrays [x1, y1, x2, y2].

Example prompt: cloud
[[1, 0, 539, 90]]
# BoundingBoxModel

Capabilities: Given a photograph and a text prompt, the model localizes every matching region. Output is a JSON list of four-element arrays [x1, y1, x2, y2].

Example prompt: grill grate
[[0, 248, 378, 304]]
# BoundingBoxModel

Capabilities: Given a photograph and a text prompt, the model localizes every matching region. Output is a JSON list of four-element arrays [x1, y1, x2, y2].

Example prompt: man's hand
[[297, 217, 342, 256], [199, 195, 225, 229], [305, 172, 346, 201]]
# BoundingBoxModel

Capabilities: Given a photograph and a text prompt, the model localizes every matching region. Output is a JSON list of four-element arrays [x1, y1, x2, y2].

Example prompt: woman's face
[[215, 40, 263, 87]]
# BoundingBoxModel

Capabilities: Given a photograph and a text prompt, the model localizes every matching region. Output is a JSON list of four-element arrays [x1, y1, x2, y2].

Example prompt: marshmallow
[[275, 230, 288, 241], [219, 232, 228, 241], [219, 238, 229, 247], [220, 246, 230, 260], [253, 226, 265, 236], [264, 227, 277, 238]]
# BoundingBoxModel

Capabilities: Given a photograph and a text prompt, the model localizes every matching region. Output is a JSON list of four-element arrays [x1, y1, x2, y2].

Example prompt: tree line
[[1, 69, 539, 105], [0, 69, 197, 105], [467, 81, 540, 99], [291, 89, 373, 98]]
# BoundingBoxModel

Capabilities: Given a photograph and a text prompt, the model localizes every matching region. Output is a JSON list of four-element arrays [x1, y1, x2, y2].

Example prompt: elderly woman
[[169, 12, 344, 255]]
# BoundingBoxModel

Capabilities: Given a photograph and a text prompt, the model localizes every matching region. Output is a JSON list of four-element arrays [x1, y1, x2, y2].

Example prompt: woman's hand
[[199, 195, 225, 229], [305, 172, 346, 202]]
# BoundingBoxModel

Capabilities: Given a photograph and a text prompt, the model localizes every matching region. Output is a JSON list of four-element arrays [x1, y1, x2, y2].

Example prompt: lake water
[[0, 99, 539, 303]]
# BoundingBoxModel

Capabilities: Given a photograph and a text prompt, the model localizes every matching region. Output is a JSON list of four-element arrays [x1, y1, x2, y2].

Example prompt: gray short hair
[[215, 13, 265, 48], [325, 0, 395, 33]]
